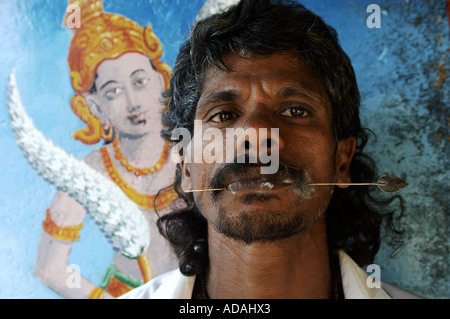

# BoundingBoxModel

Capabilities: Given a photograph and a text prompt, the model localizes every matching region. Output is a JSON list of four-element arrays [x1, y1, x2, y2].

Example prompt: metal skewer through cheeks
[[185, 174, 408, 194]]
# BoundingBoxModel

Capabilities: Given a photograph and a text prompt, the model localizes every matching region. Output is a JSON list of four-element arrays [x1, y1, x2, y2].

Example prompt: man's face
[[182, 51, 355, 243], [90, 52, 165, 138]]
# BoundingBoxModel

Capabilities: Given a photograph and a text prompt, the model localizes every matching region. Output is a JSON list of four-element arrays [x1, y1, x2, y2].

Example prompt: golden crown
[[64, 0, 171, 144]]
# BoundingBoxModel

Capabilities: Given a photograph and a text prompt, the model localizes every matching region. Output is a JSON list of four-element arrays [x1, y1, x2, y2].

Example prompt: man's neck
[[205, 219, 332, 299]]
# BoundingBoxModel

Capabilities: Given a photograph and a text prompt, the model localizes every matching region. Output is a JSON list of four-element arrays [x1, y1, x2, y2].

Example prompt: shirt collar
[[338, 250, 391, 299], [150, 249, 392, 299]]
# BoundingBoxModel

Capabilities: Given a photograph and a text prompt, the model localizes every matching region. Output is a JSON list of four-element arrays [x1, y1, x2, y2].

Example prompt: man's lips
[[214, 165, 295, 194], [214, 165, 272, 190], [227, 177, 295, 194], [208, 162, 313, 200]]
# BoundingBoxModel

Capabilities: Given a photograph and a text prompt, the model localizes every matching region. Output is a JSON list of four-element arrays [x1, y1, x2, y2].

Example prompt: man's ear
[[335, 136, 356, 188], [180, 160, 193, 193]]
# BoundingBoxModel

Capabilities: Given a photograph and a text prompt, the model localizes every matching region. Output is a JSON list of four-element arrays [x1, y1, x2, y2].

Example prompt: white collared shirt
[[120, 250, 420, 299]]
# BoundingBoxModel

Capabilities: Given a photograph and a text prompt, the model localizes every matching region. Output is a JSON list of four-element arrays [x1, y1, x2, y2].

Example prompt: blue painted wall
[[0, 0, 448, 298]]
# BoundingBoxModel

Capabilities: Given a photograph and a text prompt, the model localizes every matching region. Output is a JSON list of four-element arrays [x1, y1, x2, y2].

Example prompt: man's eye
[[209, 111, 236, 123], [281, 106, 310, 118], [104, 87, 123, 100]]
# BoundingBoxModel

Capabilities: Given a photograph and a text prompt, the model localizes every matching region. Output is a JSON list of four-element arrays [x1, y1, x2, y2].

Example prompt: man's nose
[[234, 113, 284, 160]]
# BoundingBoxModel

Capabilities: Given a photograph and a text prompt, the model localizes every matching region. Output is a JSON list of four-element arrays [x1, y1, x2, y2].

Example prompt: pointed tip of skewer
[[377, 175, 408, 193]]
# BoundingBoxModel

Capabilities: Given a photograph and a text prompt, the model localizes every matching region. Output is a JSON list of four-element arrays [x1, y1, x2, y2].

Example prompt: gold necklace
[[112, 137, 170, 176], [100, 146, 177, 211]]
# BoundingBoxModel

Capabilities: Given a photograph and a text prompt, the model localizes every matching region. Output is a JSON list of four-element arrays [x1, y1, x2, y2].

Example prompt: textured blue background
[[0, 0, 448, 299]]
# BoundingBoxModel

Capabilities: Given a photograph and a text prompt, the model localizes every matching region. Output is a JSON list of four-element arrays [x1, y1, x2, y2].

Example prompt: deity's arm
[[34, 190, 114, 299]]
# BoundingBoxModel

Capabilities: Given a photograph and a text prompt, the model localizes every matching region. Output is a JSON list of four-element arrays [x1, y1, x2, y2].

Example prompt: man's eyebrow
[[198, 89, 241, 108], [99, 80, 118, 91], [276, 87, 325, 102], [130, 69, 146, 77]]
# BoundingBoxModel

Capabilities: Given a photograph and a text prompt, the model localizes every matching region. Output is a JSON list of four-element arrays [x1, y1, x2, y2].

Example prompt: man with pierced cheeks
[[122, 0, 419, 299]]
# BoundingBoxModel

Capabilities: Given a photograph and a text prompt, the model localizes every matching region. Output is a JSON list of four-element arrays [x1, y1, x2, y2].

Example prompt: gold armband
[[138, 254, 153, 283], [88, 287, 105, 299], [42, 209, 83, 241]]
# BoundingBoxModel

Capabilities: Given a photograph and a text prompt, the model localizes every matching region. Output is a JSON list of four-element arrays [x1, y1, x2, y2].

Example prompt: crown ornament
[[64, 0, 171, 144]]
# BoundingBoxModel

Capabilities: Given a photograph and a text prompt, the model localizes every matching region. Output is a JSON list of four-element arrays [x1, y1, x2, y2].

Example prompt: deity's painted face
[[89, 52, 165, 138]]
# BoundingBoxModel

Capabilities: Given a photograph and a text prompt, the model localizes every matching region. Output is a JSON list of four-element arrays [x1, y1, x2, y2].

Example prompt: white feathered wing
[[6, 69, 150, 259]]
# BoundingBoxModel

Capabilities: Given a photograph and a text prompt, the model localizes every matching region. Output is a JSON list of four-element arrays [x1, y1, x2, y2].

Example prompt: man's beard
[[215, 206, 325, 245], [206, 160, 322, 244]]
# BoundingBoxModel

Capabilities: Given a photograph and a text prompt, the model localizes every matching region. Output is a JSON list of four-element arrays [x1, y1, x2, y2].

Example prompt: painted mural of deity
[[9, 0, 179, 299]]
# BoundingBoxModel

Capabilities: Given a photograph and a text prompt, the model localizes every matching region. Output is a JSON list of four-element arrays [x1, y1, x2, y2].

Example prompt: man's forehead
[[199, 51, 330, 105], [204, 50, 302, 74]]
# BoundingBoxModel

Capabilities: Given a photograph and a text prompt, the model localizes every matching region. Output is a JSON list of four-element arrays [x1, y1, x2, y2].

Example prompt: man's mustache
[[209, 156, 310, 198]]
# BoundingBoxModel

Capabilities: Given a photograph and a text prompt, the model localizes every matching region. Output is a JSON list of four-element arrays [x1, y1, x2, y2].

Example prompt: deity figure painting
[[7, 0, 179, 299]]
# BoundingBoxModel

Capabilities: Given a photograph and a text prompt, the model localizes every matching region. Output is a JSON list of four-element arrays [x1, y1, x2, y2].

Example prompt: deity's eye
[[104, 86, 124, 100], [134, 78, 149, 88]]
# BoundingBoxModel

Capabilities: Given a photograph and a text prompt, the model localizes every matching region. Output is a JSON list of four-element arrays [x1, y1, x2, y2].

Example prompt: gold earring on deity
[[102, 123, 114, 142]]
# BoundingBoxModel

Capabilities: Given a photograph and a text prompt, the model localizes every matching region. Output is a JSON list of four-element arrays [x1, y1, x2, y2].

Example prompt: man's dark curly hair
[[156, 0, 404, 276]]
